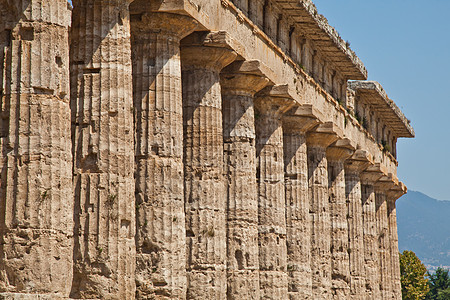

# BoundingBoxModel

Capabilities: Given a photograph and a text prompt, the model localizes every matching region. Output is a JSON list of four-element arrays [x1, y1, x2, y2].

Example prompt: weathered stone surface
[[130, 10, 197, 300], [221, 60, 268, 300], [375, 184, 392, 300], [70, 1, 136, 299], [345, 152, 371, 300], [0, 0, 412, 298], [254, 87, 292, 300], [326, 140, 354, 300], [387, 197, 402, 300], [306, 122, 340, 300], [282, 108, 320, 300], [181, 32, 237, 300], [361, 173, 382, 299], [0, 0, 73, 297]]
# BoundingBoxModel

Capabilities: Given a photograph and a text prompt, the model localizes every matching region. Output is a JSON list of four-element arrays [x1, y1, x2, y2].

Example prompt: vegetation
[[400, 250, 430, 300], [381, 139, 391, 153], [426, 267, 450, 300]]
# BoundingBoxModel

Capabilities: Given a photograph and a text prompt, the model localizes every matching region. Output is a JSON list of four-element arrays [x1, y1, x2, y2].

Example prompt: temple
[[0, 0, 414, 299]]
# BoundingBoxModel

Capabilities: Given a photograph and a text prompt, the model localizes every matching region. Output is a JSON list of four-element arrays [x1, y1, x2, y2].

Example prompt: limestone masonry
[[0, 0, 414, 299]]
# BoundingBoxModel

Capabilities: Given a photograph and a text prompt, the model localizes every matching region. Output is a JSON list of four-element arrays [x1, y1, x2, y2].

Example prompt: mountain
[[397, 190, 450, 271]]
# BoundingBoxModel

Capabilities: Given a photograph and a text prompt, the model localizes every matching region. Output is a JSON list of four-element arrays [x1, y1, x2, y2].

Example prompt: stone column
[[326, 140, 355, 300], [345, 150, 371, 300], [306, 122, 341, 300], [375, 175, 393, 300], [282, 105, 321, 300], [70, 1, 135, 298], [181, 32, 237, 299], [254, 85, 293, 300], [387, 183, 406, 300], [130, 9, 197, 299], [0, 1, 72, 297], [360, 170, 382, 299], [221, 60, 269, 300]]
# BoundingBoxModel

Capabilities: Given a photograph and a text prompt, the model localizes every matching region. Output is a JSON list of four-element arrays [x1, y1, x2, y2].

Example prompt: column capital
[[181, 31, 238, 71], [306, 122, 343, 148], [387, 181, 407, 202], [182, 30, 246, 54], [374, 174, 394, 192], [345, 149, 373, 174], [220, 60, 270, 96], [254, 84, 296, 118], [282, 104, 323, 134], [326, 138, 356, 162], [361, 171, 383, 185], [129, 11, 198, 39]]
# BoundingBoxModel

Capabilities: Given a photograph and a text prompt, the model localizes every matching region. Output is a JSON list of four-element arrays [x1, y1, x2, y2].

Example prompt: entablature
[[348, 81, 414, 139], [346, 81, 414, 159]]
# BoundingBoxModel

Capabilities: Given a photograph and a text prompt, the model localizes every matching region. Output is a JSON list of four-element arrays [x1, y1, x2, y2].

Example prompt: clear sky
[[313, 0, 450, 200]]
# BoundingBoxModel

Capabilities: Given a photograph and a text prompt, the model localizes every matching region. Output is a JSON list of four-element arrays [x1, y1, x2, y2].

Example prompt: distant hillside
[[397, 190, 450, 270]]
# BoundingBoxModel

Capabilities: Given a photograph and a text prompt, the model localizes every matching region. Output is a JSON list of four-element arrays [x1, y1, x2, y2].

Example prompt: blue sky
[[313, 0, 450, 200]]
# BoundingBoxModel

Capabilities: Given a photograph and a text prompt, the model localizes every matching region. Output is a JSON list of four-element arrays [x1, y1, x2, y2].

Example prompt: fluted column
[[221, 60, 269, 300], [326, 140, 355, 300], [306, 122, 341, 300], [345, 151, 371, 300], [70, 1, 135, 298], [387, 185, 405, 300], [254, 86, 292, 299], [282, 105, 321, 300], [181, 32, 237, 299], [0, 1, 72, 297], [130, 9, 197, 299], [361, 171, 383, 299], [375, 178, 392, 300]]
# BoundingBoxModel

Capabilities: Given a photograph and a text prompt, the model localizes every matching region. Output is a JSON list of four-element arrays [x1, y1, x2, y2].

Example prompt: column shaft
[[255, 96, 288, 299], [346, 170, 366, 299], [70, 1, 135, 298], [376, 190, 391, 299], [308, 145, 332, 299], [181, 41, 236, 299], [283, 132, 312, 299], [327, 157, 351, 300], [130, 11, 196, 299], [306, 124, 339, 300], [388, 199, 402, 300], [221, 61, 268, 300], [361, 182, 381, 298], [0, 0, 73, 297]]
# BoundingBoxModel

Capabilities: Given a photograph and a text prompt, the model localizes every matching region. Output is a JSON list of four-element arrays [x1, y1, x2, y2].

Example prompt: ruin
[[0, 0, 414, 299]]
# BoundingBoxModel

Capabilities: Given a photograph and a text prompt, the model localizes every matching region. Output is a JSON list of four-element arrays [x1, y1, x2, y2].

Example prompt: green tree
[[426, 267, 450, 300], [400, 250, 430, 300]]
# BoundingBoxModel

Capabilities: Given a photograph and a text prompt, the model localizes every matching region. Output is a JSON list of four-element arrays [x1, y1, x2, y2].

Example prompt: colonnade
[[0, 1, 406, 299]]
